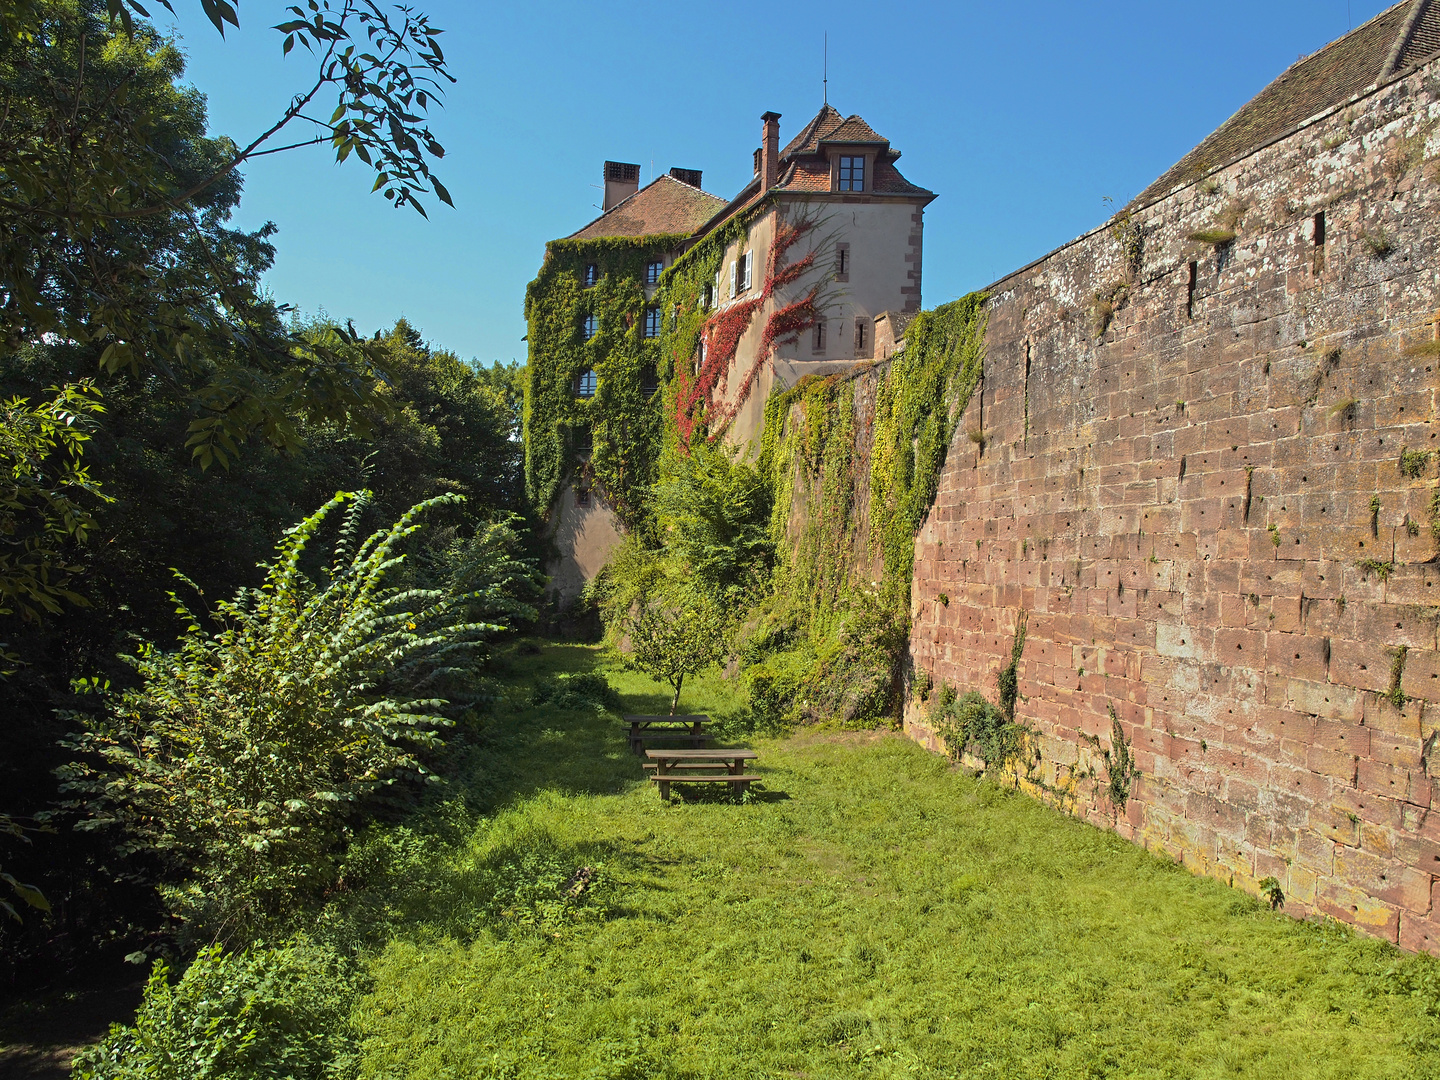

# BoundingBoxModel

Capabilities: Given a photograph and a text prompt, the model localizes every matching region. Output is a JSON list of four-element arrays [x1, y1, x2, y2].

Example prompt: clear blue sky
[[172, 0, 1394, 365]]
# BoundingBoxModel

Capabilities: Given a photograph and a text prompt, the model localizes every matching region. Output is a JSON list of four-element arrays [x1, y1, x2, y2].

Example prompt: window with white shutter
[[739, 251, 752, 292], [728, 261, 737, 298]]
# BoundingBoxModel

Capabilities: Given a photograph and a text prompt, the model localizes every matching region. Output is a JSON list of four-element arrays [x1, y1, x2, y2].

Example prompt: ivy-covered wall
[[522, 234, 686, 526], [732, 294, 988, 727]]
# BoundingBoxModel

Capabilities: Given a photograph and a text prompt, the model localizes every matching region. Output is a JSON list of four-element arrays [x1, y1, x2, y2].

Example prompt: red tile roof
[[566, 175, 727, 241], [780, 105, 892, 158], [1134, 0, 1440, 206]]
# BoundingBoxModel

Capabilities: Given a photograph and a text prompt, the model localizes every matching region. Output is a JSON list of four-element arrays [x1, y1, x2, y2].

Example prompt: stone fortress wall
[[901, 56, 1440, 951]]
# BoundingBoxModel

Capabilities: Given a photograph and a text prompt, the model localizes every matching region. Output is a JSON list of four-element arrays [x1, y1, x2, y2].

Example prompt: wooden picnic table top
[[623, 714, 708, 724], [644, 748, 758, 760]]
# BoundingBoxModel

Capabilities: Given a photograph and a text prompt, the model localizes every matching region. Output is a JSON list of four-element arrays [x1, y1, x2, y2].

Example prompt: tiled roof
[[780, 105, 891, 158], [776, 160, 830, 191], [773, 156, 931, 197], [565, 175, 727, 241], [1134, 0, 1440, 206], [871, 160, 931, 196]]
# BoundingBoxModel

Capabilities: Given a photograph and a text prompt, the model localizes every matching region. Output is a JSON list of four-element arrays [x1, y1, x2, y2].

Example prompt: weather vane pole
[[823, 32, 828, 105]]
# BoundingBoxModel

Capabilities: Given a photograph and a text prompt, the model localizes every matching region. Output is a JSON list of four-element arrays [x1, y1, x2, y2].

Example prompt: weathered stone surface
[[901, 61, 1440, 952]]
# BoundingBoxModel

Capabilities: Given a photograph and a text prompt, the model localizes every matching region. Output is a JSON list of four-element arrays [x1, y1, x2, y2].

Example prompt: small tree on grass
[[623, 586, 726, 714]]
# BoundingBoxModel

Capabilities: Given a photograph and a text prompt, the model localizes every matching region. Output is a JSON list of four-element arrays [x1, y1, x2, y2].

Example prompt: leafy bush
[[532, 671, 620, 712], [650, 442, 773, 600], [57, 491, 531, 944], [71, 939, 361, 1080], [931, 688, 1024, 776]]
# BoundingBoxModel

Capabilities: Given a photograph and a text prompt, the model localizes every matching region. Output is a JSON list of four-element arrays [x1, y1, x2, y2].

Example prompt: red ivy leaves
[[675, 216, 823, 448]]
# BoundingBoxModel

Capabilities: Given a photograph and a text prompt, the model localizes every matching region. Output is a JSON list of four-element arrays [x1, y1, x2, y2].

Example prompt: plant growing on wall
[[523, 234, 685, 526], [661, 205, 835, 448]]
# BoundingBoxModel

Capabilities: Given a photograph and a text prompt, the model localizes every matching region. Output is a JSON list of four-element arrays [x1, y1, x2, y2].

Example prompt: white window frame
[[582, 314, 598, 340]]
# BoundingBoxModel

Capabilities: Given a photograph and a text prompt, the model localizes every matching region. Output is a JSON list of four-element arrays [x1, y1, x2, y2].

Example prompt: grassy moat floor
[[329, 642, 1439, 1079]]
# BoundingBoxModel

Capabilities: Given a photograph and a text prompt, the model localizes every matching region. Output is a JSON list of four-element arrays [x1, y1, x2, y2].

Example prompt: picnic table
[[623, 714, 711, 756], [645, 748, 759, 799]]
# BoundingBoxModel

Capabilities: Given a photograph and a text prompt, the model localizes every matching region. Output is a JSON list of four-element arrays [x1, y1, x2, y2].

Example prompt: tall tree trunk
[[670, 674, 684, 715]]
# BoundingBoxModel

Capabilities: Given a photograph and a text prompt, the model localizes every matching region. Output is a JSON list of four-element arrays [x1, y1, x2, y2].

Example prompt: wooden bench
[[624, 714, 709, 756], [646, 748, 759, 799]]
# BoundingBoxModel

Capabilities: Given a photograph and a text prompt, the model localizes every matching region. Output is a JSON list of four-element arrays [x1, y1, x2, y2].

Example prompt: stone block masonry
[[905, 61, 1440, 951]]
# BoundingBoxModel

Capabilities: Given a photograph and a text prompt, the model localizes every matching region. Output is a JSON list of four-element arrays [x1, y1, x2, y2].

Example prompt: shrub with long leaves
[[56, 490, 533, 945]]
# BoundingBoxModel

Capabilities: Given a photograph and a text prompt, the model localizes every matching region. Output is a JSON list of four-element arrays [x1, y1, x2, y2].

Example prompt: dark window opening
[[838, 155, 865, 192], [575, 485, 591, 508], [854, 318, 869, 356], [835, 242, 850, 281], [574, 427, 593, 458], [582, 314, 598, 340], [645, 261, 664, 286], [643, 306, 661, 338], [1312, 211, 1326, 275], [641, 367, 660, 396], [812, 320, 827, 354], [583, 263, 599, 288], [576, 369, 597, 397], [1186, 261, 1197, 320]]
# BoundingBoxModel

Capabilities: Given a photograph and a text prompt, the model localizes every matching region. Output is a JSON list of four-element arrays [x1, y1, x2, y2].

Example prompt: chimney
[[760, 111, 781, 191], [669, 167, 703, 189], [602, 161, 640, 211]]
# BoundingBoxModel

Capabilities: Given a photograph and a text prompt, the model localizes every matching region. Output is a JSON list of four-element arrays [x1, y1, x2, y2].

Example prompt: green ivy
[[731, 292, 989, 726], [522, 234, 687, 525]]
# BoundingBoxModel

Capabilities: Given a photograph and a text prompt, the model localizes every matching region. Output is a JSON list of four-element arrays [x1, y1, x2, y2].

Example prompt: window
[[583, 263, 599, 288], [838, 155, 865, 192], [854, 318, 869, 356], [641, 367, 660, 396], [701, 283, 714, 310], [739, 251, 753, 292], [728, 260, 738, 298], [582, 314, 598, 340], [812, 320, 826, 354], [574, 427, 593, 458], [1312, 211, 1326, 274], [643, 306, 661, 338], [575, 485, 591, 508], [835, 242, 850, 282], [1185, 261, 1197, 320], [645, 260, 664, 285], [576, 368, 597, 397], [695, 339, 706, 374]]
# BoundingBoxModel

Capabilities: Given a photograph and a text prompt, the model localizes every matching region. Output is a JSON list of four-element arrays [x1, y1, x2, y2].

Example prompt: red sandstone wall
[[905, 64, 1440, 952]]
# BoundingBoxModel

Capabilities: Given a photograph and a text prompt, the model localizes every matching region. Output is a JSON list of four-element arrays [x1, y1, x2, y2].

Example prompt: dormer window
[[576, 369, 597, 397], [583, 264, 599, 287], [838, 155, 865, 192], [645, 260, 664, 285]]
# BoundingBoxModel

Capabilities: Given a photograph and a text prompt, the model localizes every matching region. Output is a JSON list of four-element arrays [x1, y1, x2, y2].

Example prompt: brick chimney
[[760, 111, 781, 191], [602, 161, 640, 211]]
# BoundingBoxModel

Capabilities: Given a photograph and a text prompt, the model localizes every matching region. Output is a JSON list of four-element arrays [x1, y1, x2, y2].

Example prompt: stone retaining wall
[[905, 61, 1440, 952]]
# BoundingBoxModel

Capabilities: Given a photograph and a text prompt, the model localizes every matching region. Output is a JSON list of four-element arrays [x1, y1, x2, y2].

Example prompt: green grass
[[329, 642, 1440, 1079]]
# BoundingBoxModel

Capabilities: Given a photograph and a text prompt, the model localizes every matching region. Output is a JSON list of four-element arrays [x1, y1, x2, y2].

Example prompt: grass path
[[340, 644, 1440, 1079]]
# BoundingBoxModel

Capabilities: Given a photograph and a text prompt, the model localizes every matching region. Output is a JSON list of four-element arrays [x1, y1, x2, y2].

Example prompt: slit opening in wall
[[1186, 261, 1197, 319], [1312, 211, 1326, 275]]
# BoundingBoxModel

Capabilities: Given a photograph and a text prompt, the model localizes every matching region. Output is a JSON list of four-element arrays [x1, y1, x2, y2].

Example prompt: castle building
[[524, 107, 933, 606]]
